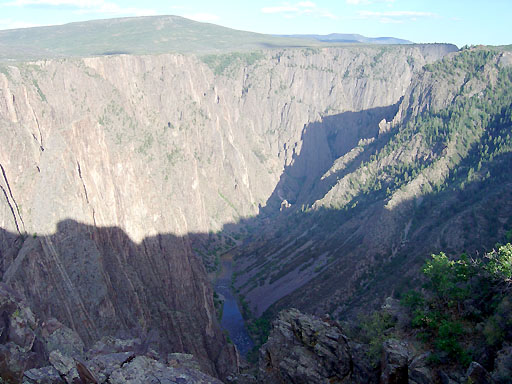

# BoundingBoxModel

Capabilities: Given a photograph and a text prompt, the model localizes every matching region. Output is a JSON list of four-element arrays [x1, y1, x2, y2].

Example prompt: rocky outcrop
[[0, 223, 238, 379], [380, 339, 410, 384], [0, 285, 227, 383], [23, 346, 225, 384], [258, 308, 373, 383]]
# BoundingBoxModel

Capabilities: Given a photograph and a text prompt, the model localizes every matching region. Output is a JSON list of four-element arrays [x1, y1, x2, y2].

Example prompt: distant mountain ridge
[[0, 15, 415, 62], [280, 33, 413, 45]]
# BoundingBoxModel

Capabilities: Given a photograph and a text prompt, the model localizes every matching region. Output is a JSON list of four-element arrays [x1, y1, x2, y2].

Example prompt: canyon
[[0, 15, 511, 383]]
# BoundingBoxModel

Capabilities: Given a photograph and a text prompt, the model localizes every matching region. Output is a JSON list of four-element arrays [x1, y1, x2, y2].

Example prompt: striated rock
[[259, 308, 359, 383], [380, 339, 410, 384]]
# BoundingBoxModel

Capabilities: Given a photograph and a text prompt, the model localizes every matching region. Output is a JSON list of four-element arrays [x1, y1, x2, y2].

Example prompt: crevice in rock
[[0, 184, 20, 235], [0, 163, 25, 231], [34, 115, 44, 152], [77, 161, 96, 227]]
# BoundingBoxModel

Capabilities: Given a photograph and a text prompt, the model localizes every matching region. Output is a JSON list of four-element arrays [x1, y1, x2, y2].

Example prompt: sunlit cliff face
[[0, 46, 449, 242]]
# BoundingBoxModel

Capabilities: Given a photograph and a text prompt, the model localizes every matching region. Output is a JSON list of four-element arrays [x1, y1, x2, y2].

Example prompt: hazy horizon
[[0, 0, 510, 48]]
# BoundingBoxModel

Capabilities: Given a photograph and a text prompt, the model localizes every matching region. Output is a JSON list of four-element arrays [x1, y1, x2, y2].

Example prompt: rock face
[[233, 48, 512, 320], [380, 339, 410, 384], [0, 223, 238, 378], [0, 44, 456, 377], [259, 308, 371, 383], [0, 285, 225, 383]]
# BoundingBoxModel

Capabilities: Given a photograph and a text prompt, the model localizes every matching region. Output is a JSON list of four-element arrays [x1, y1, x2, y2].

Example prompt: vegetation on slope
[[402, 243, 512, 369], [0, 15, 328, 61], [233, 48, 512, 342]]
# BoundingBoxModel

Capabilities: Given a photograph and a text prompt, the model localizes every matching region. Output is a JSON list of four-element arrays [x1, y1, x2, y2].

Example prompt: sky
[[0, 0, 510, 48]]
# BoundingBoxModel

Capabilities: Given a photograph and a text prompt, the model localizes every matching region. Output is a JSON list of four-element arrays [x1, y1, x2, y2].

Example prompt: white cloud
[[297, 1, 316, 7], [5, 0, 104, 6], [0, 18, 40, 30], [261, 2, 337, 19], [183, 13, 220, 23], [4, 0, 156, 17], [262, 5, 299, 14], [346, 0, 395, 4], [358, 10, 437, 23]]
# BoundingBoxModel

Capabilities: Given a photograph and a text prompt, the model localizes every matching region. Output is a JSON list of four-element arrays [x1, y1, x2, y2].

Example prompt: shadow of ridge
[[253, 151, 512, 322], [261, 101, 400, 215], [0, 219, 238, 379]]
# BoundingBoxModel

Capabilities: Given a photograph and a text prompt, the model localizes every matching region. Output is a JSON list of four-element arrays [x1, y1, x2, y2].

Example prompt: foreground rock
[[0, 284, 228, 383], [259, 308, 371, 383]]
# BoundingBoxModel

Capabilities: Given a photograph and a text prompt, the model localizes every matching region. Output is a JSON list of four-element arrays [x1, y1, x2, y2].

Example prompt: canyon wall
[[0, 44, 456, 373]]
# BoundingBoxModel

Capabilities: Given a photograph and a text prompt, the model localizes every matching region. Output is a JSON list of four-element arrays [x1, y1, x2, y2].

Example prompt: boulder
[[86, 352, 134, 383], [408, 353, 435, 384], [109, 356, 223, 384], [167, 352, 202, 371], [49, 350, 80, 384], [380, 339, 410, 384], [41, 319, 85, 359], [0, 342, 39, 383], [259, 308, 356, 383], [23, 366, 65, 384]]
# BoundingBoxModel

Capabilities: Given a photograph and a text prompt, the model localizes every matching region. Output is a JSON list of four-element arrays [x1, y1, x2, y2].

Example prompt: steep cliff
[[0, 42, 458, 377], [233, 48, 512, 324]]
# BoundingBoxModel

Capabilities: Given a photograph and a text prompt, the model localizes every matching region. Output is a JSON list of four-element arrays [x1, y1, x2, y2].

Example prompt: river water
[[214, 256, 254, 356]]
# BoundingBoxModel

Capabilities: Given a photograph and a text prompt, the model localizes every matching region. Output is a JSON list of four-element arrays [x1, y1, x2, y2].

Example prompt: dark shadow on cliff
[[246, 150, 512, 323], [0, 220, 238, 379], [261, 101, 400, 214], [0, 150, 511, 377]]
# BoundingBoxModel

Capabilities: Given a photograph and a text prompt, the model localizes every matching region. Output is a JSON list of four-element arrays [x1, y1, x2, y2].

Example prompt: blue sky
[[0, 0, 510, 47]]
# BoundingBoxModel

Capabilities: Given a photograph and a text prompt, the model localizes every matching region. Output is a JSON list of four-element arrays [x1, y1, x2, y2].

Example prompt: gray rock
[[0, 342, 39, 383], [439, 370, 460, 384], [259, 308, 356, 383], [49, 350, 80, 384], [381, 297, 410, 329], [109, 356, 223, 384], [167, 353, 202, 371], [23, 366, 65, 384], [41, 318, 85, 359], [88, 336, 141, 357], [380, 339, 410, 384], [408, 353, 434, 384], [86, 351, 134, 383]]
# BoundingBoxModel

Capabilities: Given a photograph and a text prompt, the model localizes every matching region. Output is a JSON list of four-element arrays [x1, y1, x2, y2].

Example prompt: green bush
[[357, 312, 396, 366], [485, 243, 512, 280], [402, 244, 512, 368]]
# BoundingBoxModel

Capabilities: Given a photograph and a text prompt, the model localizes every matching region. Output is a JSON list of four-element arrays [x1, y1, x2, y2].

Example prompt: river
[[214, 255, 254, 356]]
